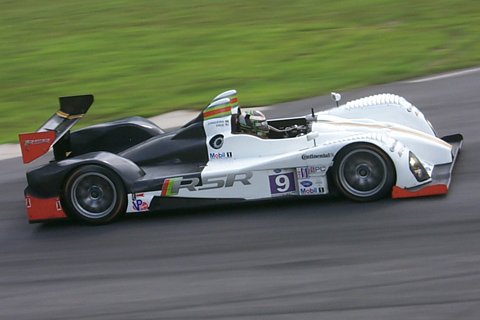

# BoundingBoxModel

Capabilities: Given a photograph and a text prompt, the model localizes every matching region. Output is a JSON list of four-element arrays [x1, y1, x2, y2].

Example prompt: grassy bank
[[1, 0, 479, 143]]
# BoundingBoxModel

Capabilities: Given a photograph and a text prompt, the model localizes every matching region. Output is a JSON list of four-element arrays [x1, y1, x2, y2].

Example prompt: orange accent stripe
[[230, 97, 238, 104], [56, 110, 69, 118], [56, 110, 84, 119], [161, 180, 168, 196], [204, 111, 230, 120], [392, 185, 448, 198], [161, 179, 173, 196], [328, 122, 453, 149], [67, 113, 84, 119], [203, 106, 231, 119]]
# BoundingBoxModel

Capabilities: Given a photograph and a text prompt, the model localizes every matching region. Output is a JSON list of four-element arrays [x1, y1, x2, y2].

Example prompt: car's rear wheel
[[333, 144, 395, 202], [62, 165, 126, 225]]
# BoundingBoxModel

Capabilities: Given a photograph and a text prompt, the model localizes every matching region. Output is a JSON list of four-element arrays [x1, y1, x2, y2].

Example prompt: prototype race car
[[19, 90, 462, 224]]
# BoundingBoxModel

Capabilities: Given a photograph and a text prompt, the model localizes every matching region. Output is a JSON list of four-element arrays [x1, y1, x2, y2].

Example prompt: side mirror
[[307, 131, 319, 141], [331, 92, 341, 107]]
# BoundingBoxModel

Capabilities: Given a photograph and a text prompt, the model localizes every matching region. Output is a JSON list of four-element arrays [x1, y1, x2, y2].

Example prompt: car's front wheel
[[333, 144, 395, 202], [62, 165, 126, 225]]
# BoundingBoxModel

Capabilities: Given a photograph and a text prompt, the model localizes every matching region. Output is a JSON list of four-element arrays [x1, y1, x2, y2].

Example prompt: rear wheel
[[333, 144, 395, 202], [62, 165, 126, 225]]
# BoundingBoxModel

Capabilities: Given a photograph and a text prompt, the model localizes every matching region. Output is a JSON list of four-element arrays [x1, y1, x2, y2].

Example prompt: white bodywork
[[126, 91, 456, 213]]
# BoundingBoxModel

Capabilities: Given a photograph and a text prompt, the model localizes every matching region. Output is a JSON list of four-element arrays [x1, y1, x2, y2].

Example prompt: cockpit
[[231, 106, 311, 139]]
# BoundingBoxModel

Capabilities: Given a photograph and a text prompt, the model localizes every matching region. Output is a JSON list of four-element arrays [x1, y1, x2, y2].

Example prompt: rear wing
[[18, 94, 94, 163]]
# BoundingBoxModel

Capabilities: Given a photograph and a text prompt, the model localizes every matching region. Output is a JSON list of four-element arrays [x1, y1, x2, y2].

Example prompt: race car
[[19, 90, 463, 224]]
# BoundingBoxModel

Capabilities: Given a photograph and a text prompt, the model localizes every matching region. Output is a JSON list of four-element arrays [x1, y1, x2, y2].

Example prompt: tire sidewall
[[333, 143, 395, 202], [62, 165, 126, 225]]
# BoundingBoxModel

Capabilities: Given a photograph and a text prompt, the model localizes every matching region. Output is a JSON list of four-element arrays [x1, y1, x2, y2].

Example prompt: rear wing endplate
[[18, 94, 94, 163]]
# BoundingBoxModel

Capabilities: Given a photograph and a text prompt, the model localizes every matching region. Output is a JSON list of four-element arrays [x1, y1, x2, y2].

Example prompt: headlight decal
[[409, 152, 430, 182]]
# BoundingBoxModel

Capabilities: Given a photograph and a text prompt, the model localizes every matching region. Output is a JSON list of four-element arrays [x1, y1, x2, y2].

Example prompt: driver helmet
[[238, 110, 269, 137]]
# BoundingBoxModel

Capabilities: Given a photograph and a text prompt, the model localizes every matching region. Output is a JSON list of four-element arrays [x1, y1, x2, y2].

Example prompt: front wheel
[[62, 165, 126, 225], [333, 144, 395, 202]]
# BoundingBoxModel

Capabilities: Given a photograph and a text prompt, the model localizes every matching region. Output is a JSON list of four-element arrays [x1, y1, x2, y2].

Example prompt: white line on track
[[406, 66, 480, 84], [3, 66, 479, 160]]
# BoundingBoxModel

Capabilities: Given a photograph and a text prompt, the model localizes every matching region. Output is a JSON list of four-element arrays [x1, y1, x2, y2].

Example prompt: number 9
[[275, 174, 290, 192]]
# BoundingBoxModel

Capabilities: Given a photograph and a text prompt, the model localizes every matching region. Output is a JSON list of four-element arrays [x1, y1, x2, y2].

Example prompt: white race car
[[20, 90, 462, 224]]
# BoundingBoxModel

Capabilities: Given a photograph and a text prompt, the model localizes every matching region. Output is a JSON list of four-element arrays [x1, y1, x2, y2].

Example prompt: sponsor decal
[[132, 199, 149, 211], [131, 193, 144, 200], [24, 138, 51, 146], [301, 153, 334, 160], [131, 193, 149, 211], [297, 166, 327, 179], [25, 195, 32, 208], [207, 119, 230, 127], [19, 131, 56, 164], [300, 187, 326, 195], [161, 177, 184, 196], [297, 167, 309, 179], [161, 172, 252, 196], [209, 152, 233, 160], [55, 198, 62, 211], [298, 175, 329, 196], [309, 166, 327, 174], [300, 181, 313, 187], [269, 172, 296, 196], [209, 134, 224, 149]]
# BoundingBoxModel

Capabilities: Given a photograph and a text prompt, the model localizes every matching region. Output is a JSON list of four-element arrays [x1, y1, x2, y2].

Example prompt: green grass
[[1, 0, 480, 143]]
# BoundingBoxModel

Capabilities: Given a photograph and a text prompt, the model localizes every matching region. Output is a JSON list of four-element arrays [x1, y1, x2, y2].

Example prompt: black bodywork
[[25, 95, 210, 203]]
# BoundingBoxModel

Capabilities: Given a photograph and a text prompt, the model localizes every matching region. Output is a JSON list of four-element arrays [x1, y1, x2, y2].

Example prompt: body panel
[[20, 91, 462, 223]]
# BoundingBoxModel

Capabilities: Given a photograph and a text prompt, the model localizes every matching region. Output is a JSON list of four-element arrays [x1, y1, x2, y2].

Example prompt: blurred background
[[1, 0, 479, 143], [2, 2, 480, 319]]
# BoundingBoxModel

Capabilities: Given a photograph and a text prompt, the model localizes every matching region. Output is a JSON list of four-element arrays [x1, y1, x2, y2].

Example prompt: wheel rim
[[338, 149, 388, 198], [70, 172, 117, 219]]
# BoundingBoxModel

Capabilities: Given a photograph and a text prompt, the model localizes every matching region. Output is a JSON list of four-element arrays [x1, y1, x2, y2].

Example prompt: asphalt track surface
[[1, 68, 479, 319]]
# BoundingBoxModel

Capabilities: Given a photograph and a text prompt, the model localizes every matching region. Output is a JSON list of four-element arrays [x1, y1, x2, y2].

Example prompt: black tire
[[333, 143, 395, 202], [62, 165, 126, 225]]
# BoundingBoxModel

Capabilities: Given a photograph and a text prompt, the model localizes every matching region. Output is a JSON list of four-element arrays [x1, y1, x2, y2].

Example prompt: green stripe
[[204, 110, 231, 120], [204, 104, 229, 113], [166, 177, 182, 195]]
